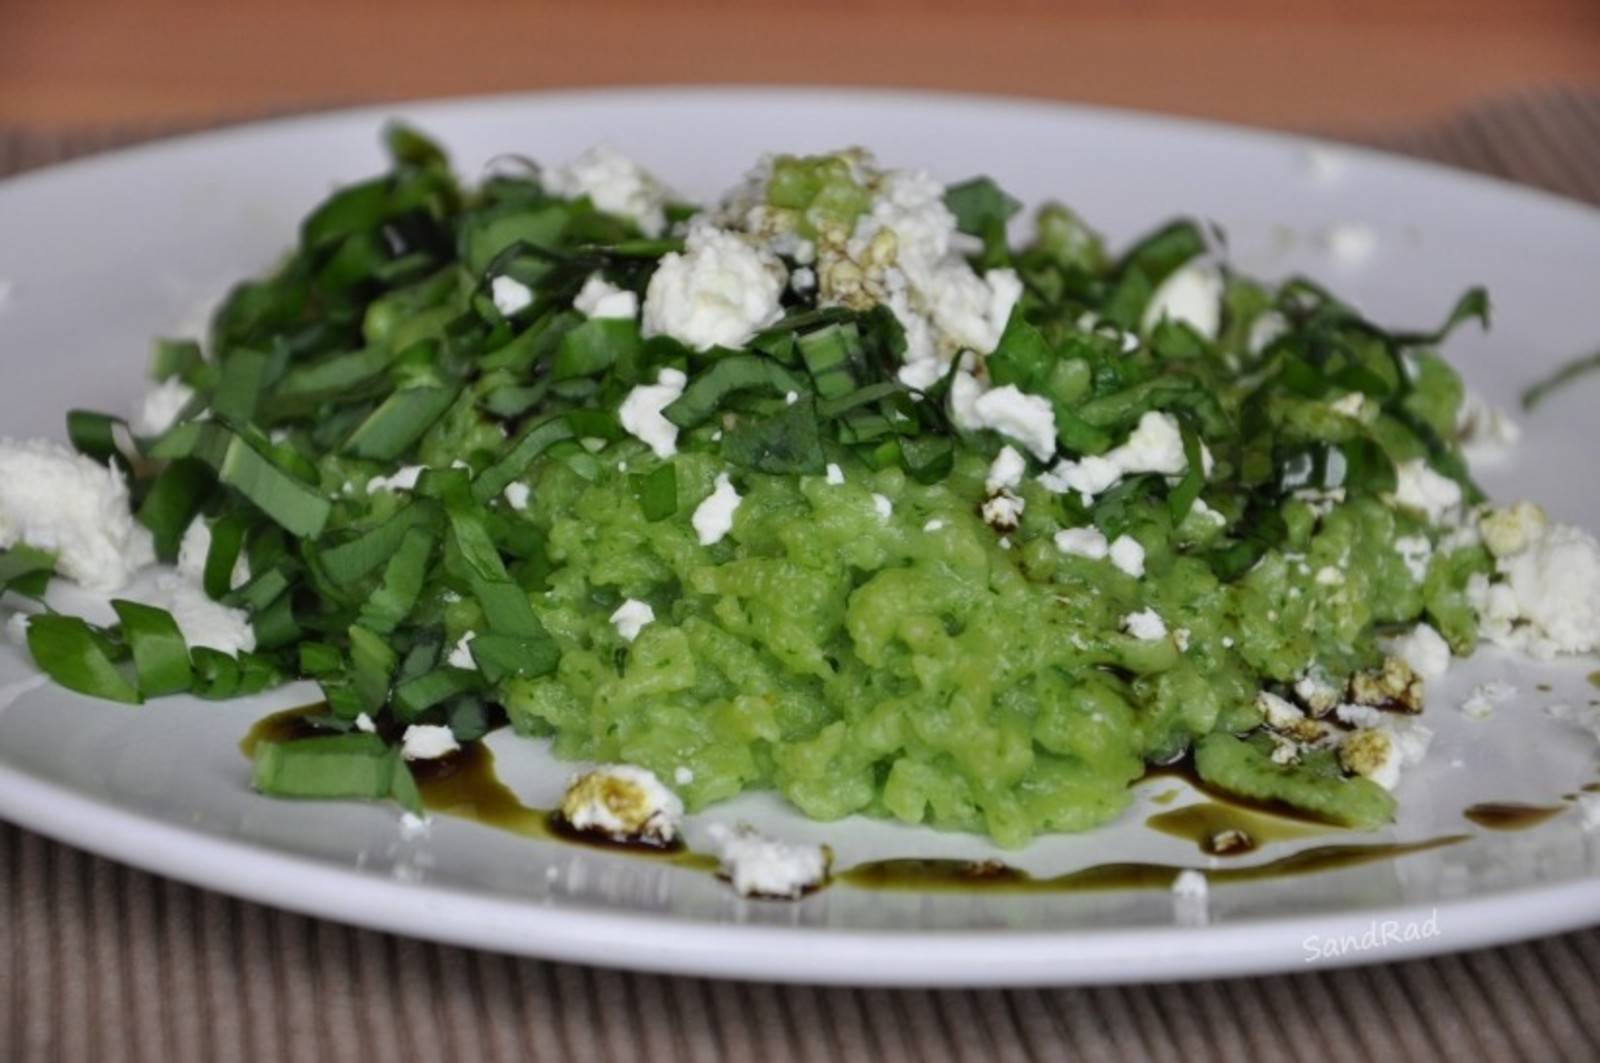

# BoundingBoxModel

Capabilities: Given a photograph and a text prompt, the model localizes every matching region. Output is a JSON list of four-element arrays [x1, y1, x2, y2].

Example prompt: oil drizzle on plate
[[1462, 802, 1567, 831], [840, 836, 1467, 893], [1146, 801, 1326, 856], [243, 706, 1466, 895]]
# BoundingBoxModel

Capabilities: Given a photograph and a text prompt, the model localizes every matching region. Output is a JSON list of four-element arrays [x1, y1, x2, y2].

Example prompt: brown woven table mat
[[4, 88, 1600, 1063]]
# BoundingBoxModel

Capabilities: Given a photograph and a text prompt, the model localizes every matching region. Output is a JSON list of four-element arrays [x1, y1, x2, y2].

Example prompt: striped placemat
[[4, 88, 1600, 1062]]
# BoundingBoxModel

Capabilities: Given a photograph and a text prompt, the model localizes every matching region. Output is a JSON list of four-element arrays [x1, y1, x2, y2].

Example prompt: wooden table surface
[[4, 0, 1598, 134]]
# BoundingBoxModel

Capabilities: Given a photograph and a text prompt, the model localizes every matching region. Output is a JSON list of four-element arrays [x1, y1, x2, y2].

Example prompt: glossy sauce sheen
[[1462, 802, 1568, 831], [1145, 801, 1326, 855]]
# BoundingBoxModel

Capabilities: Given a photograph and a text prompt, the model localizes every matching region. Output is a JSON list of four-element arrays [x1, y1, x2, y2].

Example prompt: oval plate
[[2, 88, 1599, 986]]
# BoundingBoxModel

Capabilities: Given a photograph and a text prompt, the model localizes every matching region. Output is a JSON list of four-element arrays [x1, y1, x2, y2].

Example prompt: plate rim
[[3, 86, 1599, 986]]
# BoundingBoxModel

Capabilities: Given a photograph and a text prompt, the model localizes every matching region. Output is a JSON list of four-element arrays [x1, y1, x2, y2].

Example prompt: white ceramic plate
[[2, 89, 1599, 987]]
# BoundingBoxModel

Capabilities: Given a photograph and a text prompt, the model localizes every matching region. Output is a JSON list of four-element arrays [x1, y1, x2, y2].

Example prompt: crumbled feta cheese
[[1314, 565, 1345, 587], [708, 824, 831, 900], [366, 465, 426, 494], [923, 518, 945, 532], [980, 491, 1024, 533], [572, 273, 638, 319], [824, 463, 845, 486], [1328, 392, 1367, 418], [1294, 670, 1343, 716], [559, 764, 682, 845], [1173, 627, 1191, 652], [447, 630, 477, 670], [673, 766, 694, 786], [871, 493, 893, 522], [1470, 517, 1600, 658], [1460, 680, 1515, 720], [399, 812, 430, 838], [132, 377, 194, 436], [1257, 690, 1305, 731], [952, 384, 1057, 462], [609, 599, 655, 643], [543, 145, 668, 237], [1038, 412, 1194, 502], [693, 473, 743, 545], [176, 518, 250, 591], [642, 223, 785, 350], [1054, 526, 1109, 561], [1349, 656, 1425, 713], [1334, 703, 1386, 729], [503, 482, 531, 511], [136, 572, 255, 654], [1339, 718, 1432, 790], [790, 266, 816, 293], [1190, 498, 1227, 528], [1122, 608, 1167, 641], [1171, 869, 1209, 927], [1388, 460, 1462, 525], [490, 275, 534, 317], [0, 438, 154, 592], [354, 713, 376, 733], [783, 390, 799, 406], [1456, 393, 1520, 464], [401, 724, 460, 762], [618, 368, 687, 459], [1323, 222, 1377, 265], [1393, 534, 1432, 584], [1382, 622, 1450, 680], [985, 446, 1026, 493], [1108, 534, 1145, 578], [1142, 261, 1223, 340], [1479, 501, 1546, 559]]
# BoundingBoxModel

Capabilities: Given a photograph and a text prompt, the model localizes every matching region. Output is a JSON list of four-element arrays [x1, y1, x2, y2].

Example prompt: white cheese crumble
[[1460, 680, 1515, 720], [366, 465, 426, 494], [139, 572, 256, 654], [1381, 622, 1450, 680], [1190, 498, 1227, 528], [951, 382, 1057, 462], [1339, 718, 1433, 790], [673, 766, 694, 786], [559, 764, 683, 845], [447, 630, 477, 670], [0, 438, 155, 592], [871, 493, 894, 522], [1393, 534, 1432, 584], [923, 518, 945, 532], [618, 367, 688, 459], [708, 824, 830, 900], [1328, 392, 1367, 418], [1455, 392, 1520, 464], [543, 145, 668, 237], [692, 473, 743, 545], [980, 491, 1024, 532], [354, 713, 376, 734], [490, 275, 534, 317], [824, 463, 845, 486], [985, 446, 1026, 493], [642, 223, 785, 351], [1142, 262, 1224, 340], [1388, 460, 1462, 525], [132, 377, 195, 436], [1468, 512, 1600, 659], [572, 273, 639, 319], [1108, 534, 1145, 578], [401, 724, 460, 761], [503, 482, 531, 511], [1054, 526, 1109, 561], [609, 598, 655, 643], [1171, 869, 1209, 927], [1122, 608, 1167, 641], [1039, 411, 1198, 502]]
